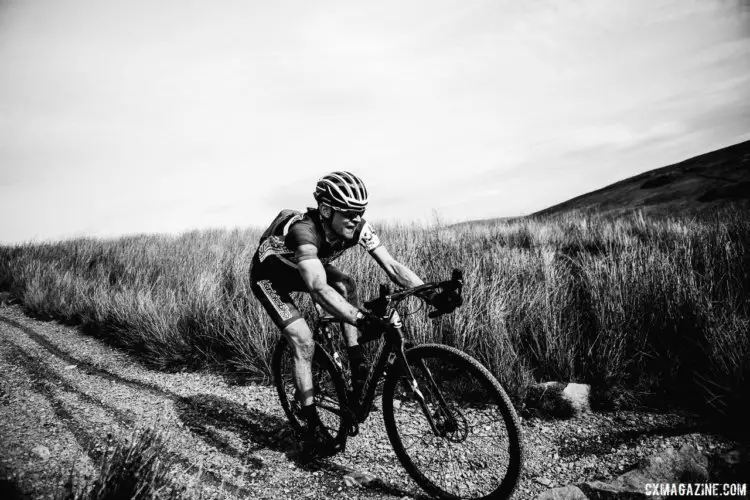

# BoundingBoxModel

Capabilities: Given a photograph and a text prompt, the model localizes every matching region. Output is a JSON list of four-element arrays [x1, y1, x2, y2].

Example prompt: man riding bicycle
[[250, 171, 452, 462]]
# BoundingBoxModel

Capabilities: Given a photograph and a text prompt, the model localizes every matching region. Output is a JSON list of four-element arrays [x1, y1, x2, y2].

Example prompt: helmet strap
[[318, 205, 338, 243]]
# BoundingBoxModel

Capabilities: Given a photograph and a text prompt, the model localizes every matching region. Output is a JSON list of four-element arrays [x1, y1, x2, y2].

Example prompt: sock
[[301, 403, 319, 428], [347, 345, 364, 380]]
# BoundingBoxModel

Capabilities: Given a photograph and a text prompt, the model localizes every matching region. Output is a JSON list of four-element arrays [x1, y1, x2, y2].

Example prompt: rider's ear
[[319, 204, 332, 219]]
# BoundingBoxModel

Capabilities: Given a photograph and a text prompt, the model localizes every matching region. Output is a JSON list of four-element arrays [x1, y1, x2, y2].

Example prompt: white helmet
[[313, 171, 369, 210]]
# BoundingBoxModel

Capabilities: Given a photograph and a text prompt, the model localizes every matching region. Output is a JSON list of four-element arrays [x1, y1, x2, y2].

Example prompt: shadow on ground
[[0, 313, 421, 498], [175, 394, 423, 499], [0, 478, 24, 500], [175, 394, 292, 469], [556, 422, 710, 458]]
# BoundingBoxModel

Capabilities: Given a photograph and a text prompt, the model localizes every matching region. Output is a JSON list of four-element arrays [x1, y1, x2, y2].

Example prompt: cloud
[[690, 37, 750, 68], [2, 0, 750, 241]]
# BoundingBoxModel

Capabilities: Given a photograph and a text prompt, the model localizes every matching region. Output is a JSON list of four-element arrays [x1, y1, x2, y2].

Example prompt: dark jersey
[[252, 208, 381, 273]]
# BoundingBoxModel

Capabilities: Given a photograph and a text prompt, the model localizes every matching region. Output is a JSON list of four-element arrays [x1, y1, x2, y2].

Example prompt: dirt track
[[0, 304, 738, 499]]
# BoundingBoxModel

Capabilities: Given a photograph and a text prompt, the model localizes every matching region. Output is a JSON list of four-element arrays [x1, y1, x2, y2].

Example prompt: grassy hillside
[[533, 140, 750, 217], [1, 210, 749, 426], [2, 141, 749, 427]]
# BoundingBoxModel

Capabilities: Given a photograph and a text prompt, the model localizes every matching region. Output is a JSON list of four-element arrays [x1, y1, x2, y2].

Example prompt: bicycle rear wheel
[[382, 344, 524, 500], [272, 337, 349, 444]]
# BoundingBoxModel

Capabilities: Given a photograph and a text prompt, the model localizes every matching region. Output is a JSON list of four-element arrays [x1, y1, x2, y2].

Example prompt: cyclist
[[250, 171, 453, 462]]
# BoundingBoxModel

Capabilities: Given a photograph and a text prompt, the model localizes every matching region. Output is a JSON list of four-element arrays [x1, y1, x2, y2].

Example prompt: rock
[[344, 471, 376, 487], [590, 445, 706, 498], [535, 477, 553, 487], [636, 444, 709, 483], [537, 445, 710, 499], [31, 445, 51, 460], [563, 384, 590, 416], [526, 382, 591, 418], [535, 485, 588, 499], [709, 445, 749, 483]]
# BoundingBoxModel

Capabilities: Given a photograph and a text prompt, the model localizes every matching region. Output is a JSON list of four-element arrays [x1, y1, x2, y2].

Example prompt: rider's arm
[[369, 245, 424, 289], [297, 245, 361, 326]]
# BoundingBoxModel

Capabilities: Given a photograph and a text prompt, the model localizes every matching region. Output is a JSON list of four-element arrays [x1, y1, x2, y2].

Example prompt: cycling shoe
[[296, 427, 341, 464]]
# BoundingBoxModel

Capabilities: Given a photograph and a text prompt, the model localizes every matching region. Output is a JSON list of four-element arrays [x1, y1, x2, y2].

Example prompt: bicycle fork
[[388, 312, 455, 438]]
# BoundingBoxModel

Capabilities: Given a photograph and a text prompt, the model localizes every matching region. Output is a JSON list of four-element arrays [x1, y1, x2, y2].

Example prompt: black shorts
[[250, 256, 350, 330]]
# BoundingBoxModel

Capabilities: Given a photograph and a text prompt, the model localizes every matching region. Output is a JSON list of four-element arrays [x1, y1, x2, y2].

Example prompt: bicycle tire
[[272, 337, 349, 444], [382, 344, 524, 500]]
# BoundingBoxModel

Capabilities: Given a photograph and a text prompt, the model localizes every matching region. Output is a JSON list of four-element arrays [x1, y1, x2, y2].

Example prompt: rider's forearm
[[387, 262, 424, 289], [310, 285, 361, 326]]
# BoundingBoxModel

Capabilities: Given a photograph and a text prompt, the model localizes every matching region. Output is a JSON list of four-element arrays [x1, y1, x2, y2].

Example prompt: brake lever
[[426, 269, 464, 319]]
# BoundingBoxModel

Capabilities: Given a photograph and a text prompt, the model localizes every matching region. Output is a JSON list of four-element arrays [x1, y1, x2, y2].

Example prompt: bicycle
[[272, 269, 524, 500]]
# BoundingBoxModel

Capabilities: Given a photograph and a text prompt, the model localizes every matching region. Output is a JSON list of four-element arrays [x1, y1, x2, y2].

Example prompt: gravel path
[[0, 304, 740, 499]]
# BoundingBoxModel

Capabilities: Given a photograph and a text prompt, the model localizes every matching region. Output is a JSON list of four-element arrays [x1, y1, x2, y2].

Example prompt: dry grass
[[58, 428, 187, 500], [1, 210, 748, 419]]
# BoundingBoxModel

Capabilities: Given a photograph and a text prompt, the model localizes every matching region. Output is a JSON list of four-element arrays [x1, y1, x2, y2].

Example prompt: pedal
[[348, 422, 360, 437], [343, 402, 360, 436]]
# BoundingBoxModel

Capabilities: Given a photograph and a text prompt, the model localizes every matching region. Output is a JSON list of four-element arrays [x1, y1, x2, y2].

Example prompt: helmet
[[313, 171, 369, 210]]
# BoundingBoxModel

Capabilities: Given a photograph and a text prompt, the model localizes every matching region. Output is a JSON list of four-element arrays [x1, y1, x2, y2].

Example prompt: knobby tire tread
[[381, 343, 524, 500]]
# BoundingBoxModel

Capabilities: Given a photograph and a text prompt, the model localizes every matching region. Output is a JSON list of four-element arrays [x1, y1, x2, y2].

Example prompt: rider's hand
[[355, 310, 388, 336], [417, 289, 439, 306], [421, 289, 462, 314]]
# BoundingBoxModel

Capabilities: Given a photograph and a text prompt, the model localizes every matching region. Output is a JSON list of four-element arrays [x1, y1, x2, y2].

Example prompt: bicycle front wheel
[[272, 337, 349, 444], [382, 344, 524, 500]]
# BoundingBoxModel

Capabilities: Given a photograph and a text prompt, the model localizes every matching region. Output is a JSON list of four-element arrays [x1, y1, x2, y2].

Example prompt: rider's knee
[[297, 337, 315, 360], [283, 319, 315, 358]]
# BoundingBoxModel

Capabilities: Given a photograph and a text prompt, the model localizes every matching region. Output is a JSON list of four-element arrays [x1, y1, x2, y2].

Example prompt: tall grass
[[59, 428, 187, 500], [1, 210, 748, 418]]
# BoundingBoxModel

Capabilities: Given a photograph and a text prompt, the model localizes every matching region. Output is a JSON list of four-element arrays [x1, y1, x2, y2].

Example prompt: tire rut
[[6, 306, 732, 500], [0, 316, 259, 499], [0, 341, 110, 463], [0, 316, 174, 400], [0, 308, 420, 499]]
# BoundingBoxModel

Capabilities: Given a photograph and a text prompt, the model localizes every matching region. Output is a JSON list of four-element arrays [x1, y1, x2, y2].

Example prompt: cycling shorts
[[250, 257, 351, 330]]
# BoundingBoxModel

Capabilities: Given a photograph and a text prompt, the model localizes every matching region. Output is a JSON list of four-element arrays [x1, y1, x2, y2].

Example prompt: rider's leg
[[250, 269, 336, 461], [325, 268, 360, 348], [282, 318, 337, 460], [326, 268, 367, 393], [282, 317, 316, 407], [250, 276, 322, 426]]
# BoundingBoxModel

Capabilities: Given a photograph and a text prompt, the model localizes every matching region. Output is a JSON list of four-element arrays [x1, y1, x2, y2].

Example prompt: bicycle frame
[[314, 309, 404, 426], [313, 269, 464, 436]]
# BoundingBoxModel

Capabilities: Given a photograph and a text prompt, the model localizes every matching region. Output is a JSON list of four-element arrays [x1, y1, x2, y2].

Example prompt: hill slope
[[533, 140, 750, 217]]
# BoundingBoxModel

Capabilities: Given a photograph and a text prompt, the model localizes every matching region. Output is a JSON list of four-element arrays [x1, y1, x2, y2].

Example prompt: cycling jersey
[[250, 208, 381, 329], [253, 208, 381, 271]]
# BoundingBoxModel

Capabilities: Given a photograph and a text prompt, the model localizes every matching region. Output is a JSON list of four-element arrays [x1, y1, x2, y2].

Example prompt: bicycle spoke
[[273, 339, 348, 444], [384, 345, 522, 499]]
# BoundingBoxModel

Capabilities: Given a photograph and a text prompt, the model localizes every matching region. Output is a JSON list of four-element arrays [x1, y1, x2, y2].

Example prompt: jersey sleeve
[[357, 220, 382, 252], [285, 220, 320, 262]]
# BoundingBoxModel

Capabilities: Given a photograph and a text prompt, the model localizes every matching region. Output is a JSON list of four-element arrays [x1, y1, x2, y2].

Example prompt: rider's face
[[330, 208, 363, 240]]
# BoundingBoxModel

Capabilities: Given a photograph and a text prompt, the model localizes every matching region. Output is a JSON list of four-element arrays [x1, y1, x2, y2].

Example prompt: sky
[[1, 0, 749, 244]]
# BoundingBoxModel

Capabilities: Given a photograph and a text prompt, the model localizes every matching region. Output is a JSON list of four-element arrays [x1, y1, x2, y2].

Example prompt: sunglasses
[[330, 206, 365, 219]]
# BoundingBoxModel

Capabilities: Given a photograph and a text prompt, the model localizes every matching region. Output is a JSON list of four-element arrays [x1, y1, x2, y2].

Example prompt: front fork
[[387, 311, 452, 437]]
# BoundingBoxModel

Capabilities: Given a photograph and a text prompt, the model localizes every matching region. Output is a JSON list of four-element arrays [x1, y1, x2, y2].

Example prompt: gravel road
[[0, 304, 739, 499]]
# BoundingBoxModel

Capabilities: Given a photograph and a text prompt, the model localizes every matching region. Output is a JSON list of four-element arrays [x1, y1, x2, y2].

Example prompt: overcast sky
[[1, 0, 749, 244]]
